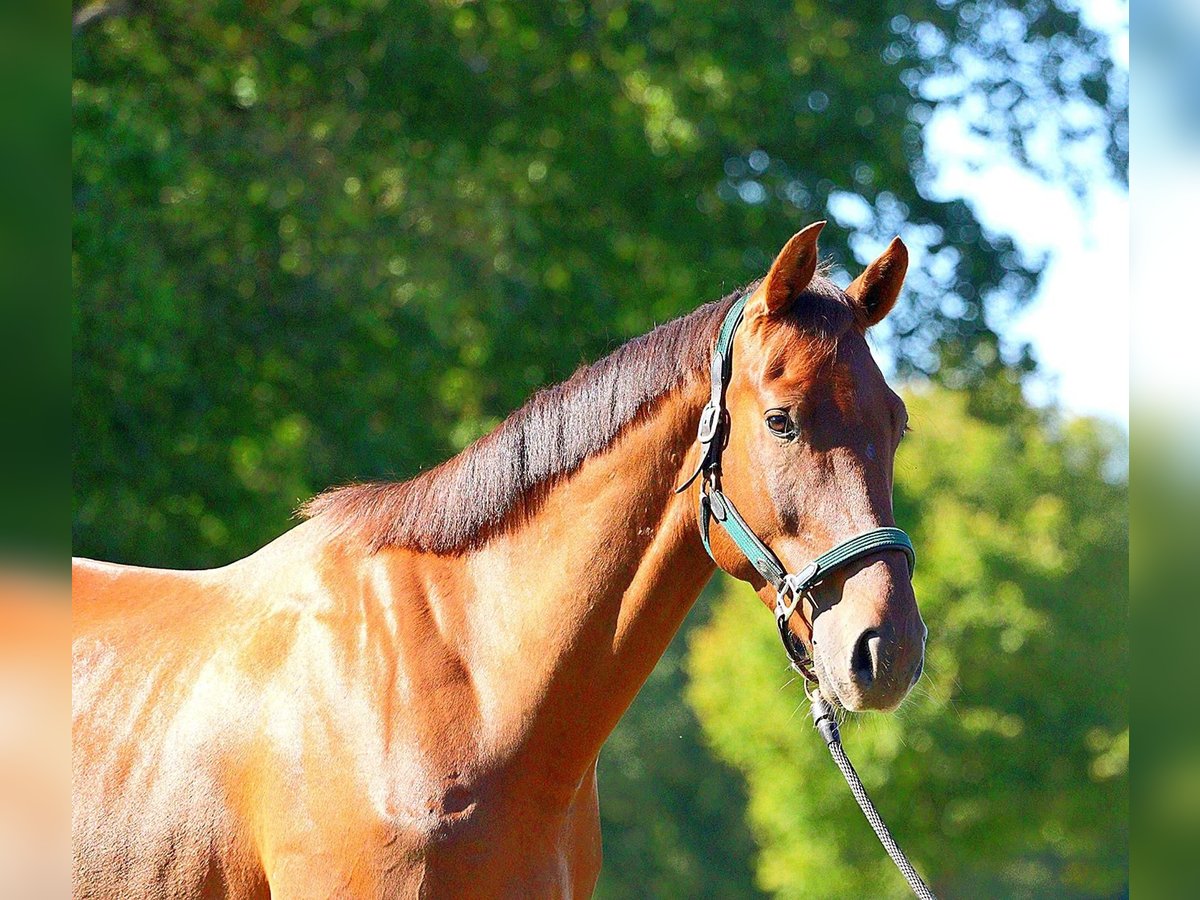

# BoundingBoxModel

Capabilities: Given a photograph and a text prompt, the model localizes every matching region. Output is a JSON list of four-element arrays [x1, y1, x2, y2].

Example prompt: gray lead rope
[[809, 689, 937, 899]]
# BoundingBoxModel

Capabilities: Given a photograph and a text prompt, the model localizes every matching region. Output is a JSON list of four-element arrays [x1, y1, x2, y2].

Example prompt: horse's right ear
[[846, 236, 908, 327], [747, 221, 825, 319]]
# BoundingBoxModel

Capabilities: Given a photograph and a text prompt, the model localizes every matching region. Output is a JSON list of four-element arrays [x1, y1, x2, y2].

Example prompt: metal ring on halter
[[774, 581, 806, 624], [788, 644, 818, 684]]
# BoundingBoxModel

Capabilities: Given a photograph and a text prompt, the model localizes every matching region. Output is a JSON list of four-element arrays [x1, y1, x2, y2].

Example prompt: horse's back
[[72, 557, 270, 899]]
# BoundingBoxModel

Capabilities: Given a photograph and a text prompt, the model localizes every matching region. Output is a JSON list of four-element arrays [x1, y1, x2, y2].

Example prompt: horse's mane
[[301, 274, 851, 554]]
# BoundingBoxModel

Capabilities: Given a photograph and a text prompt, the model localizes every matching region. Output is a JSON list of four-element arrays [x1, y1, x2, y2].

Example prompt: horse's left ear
[[846, 237, 908, 327], [748, 221, 825, 319]]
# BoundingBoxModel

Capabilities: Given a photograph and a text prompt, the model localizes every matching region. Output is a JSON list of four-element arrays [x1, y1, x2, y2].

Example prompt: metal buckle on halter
[[675, 402, 723, 495], [696, 402, 721, 445]]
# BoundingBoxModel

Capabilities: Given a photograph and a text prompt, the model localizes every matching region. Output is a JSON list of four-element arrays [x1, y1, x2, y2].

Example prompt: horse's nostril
[[852, 629, 882, 687]]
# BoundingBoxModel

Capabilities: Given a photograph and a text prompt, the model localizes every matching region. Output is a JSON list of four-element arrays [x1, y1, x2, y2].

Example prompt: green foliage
[[72, 0, 1121, 567], [596, 586, 764, 899], [687, 386, 1127, 898]]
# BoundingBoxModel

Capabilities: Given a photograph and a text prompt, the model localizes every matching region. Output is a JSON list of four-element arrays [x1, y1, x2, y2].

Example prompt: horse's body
[[73, 380, 711, 898], [73, 225, 926, 898]]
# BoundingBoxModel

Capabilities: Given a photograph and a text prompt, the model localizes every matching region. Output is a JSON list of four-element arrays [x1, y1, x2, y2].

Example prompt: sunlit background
[[50, 0, 1151, 895]]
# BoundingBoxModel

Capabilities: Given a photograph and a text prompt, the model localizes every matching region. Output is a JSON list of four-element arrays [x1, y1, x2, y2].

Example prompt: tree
[[72, 0, 1123, 567], [687, 386, 1127, 897]]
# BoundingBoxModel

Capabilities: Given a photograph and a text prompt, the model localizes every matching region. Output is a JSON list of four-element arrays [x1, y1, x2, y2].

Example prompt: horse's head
[[715, 222, 925, 711]]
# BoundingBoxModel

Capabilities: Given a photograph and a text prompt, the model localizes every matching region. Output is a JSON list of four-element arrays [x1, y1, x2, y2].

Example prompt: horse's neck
[[452, 378, 715, 791]]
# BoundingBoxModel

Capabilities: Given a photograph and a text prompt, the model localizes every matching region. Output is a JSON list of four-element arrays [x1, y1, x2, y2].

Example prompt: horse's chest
[[261, 777, 599, 898]]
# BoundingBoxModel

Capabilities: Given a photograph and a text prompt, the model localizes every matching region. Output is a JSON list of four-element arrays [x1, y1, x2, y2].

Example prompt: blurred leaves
[[596, 591, 764, 899], [72, 0, 1122, 567]]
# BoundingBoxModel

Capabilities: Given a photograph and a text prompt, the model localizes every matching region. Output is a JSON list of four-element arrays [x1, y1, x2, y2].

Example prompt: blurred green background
[[72, 0, 1127, 895]]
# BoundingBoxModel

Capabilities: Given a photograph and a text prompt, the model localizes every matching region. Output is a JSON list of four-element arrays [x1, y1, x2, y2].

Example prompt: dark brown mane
[[302, 276, 853, 553]]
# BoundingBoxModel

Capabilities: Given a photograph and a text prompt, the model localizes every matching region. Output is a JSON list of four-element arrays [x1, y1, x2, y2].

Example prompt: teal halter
[[677, 293, 916, 680]]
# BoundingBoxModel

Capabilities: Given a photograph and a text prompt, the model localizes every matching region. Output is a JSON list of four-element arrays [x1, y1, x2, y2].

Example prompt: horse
[[72, 222, 927, 898]]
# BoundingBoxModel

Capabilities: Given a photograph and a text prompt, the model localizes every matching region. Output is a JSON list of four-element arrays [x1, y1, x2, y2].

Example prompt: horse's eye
[[765, 411, 793, 438]]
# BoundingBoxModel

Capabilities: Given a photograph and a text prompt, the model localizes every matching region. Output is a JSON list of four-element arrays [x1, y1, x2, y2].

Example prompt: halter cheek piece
[[677, 292, 916, 682]]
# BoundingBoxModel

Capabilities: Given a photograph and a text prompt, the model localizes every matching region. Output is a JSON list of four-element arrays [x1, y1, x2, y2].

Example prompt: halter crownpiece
[[677, 292, 916, 680]]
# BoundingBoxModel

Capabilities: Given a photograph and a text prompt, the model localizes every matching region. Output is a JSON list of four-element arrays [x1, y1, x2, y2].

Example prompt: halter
[[677, 292, 916, 682], [676, 291, 935, 900]]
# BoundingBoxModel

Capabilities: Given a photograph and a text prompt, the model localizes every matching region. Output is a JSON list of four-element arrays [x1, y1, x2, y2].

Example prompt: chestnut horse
[[73, 223, 926, 898]]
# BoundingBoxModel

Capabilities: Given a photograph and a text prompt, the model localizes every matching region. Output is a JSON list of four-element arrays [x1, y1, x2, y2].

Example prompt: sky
[[924, 0, 1129, 428], [1130, 0, 1200, 442]]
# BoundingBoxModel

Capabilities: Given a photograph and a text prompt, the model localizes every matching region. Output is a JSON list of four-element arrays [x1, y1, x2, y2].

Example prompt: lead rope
[[807, 683, 937, 900]]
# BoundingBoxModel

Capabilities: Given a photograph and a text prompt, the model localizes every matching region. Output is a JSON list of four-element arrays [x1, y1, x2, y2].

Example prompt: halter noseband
[[677, 292, 916, 682]]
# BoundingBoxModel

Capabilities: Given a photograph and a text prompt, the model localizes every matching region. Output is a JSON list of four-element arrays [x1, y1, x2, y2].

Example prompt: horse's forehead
[[763, 324, 868, 386], [759, 327, 895, 428]]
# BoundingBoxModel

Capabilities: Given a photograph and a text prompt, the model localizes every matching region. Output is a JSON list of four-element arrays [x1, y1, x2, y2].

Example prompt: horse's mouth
[[810, 653, 846, 711], [812, 654, 906, 714], [817, 674, 911, 715]]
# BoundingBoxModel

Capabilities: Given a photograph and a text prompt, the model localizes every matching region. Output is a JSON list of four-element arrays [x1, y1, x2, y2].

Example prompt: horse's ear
[[748, 221, 825, 319], [846, 237, 908, 327]]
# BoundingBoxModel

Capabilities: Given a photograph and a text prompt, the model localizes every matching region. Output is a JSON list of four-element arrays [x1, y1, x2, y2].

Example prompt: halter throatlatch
[[677, 292, 916, 682]]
